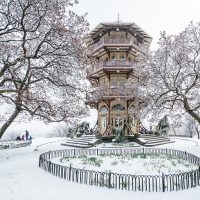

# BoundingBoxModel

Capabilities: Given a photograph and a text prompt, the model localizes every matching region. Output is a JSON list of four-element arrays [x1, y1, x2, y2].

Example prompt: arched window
[[100, 106, 108, 113], [112, 104, 125, 111]]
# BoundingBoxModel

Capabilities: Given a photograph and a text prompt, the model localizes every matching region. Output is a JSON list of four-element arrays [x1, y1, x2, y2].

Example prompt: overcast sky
[[74, 0, 200, 50]]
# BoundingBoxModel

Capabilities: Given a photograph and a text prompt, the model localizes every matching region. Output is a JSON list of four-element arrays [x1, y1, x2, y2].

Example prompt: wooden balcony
[[87, 60, 137, 77], [86, 87, 136, 103], [92, 38, 140, 51]]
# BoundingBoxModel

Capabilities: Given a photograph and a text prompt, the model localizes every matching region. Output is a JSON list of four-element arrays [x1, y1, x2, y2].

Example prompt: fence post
[[108, 170, 112, 189], [97, 148, 98, 156], [49, 151, 51, 160], [162, 173, 165, 192], [73, 149, 76, 157], [69, 164, 72, 181], [39, 155, 41, 167], [143, 147, 144, 154], [48, 161, 51, 172], [199, 166, 200, 186]]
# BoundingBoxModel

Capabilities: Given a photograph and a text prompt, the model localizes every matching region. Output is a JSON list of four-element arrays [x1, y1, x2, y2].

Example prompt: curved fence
[[39, 148, 200, 192]]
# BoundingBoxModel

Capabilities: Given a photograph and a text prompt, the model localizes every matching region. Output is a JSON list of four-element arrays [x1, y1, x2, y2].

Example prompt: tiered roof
[[85, 22, 153, 45]]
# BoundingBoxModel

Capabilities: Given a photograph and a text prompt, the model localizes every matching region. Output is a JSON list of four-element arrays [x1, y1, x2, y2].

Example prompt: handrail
[[86, 87, 138, 101], [90, 60, 136, 71], [92, 37, 140, 49]]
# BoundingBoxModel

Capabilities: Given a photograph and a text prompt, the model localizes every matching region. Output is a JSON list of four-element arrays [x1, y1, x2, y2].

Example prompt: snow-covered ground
[[0, 137, 200, 200]]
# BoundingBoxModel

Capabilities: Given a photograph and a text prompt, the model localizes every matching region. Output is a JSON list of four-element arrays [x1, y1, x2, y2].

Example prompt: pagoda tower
[[85, 22, 152, 138]]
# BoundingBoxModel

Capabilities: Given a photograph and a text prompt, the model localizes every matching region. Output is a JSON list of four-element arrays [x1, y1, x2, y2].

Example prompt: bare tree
[[0, 0, 90, 138], [144, 22, 200, 126]]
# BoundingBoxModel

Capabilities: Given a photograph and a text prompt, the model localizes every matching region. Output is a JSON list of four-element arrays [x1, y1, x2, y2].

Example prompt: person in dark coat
[[25, 130, 29, 140], [16, 136, 21, 140]]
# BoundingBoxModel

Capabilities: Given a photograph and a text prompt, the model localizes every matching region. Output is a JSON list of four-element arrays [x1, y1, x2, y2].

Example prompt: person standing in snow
[[25, 130, 29, 140]]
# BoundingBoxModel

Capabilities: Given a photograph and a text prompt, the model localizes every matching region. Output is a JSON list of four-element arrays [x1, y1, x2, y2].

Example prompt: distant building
[[85, 22, 152, 137]]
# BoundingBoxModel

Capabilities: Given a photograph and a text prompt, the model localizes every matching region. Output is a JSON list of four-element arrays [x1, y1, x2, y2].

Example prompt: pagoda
[[85, 22, 152, 138]]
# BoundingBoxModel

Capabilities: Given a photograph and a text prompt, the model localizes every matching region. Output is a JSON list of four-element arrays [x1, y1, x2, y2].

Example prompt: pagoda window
[[119, 81, 126, 90], [111, 81, 117, 89], [101, 117, 107, 129], [115, 117, 123, 127], [120, 56, 126, 63], [100, 106, 108, 113], [112, 104, 125, 111]]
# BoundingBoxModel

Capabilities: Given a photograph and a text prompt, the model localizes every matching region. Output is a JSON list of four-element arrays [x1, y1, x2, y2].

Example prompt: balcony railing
[[92, 38, 140, 50], [87, 60, 136, 75], [86, 87, 137, 102]]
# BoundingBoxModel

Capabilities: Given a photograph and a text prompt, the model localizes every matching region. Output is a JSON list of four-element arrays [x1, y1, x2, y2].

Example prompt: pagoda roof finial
[[116, 14, 122, 23]]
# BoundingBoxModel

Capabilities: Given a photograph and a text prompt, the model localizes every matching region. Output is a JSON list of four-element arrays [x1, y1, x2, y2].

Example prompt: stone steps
[[136, 134, 174, 147], [140, 134, 166, 139], [61, 142, 93, 148], [61, 135, 100, 148], [68, 138, 95, 143], [142, 138, 170, 142], [144, 140, 175, 147], [80, 138, 97, 141], [62, 140, 91, 145], [62, 139, 98, 145], [81, 135, 96, 138]]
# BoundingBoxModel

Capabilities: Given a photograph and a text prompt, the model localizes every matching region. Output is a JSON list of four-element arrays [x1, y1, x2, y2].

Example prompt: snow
[[136, 137, 147, 144], [0, 140, 31, 148], [0, 137, 200, 200]]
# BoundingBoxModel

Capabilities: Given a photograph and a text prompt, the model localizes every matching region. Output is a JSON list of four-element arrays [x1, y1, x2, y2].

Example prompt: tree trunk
[[183, 98, 200, 126], [0, 107, 21, 139], [196, 126, 200, 139]]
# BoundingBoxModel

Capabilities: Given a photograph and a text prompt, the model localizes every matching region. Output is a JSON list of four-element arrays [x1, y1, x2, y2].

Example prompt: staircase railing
[[139, 123, 151, 134]]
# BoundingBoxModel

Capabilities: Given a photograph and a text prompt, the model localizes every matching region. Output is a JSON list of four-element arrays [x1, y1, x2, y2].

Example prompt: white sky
[[74, 0, 200, 50]]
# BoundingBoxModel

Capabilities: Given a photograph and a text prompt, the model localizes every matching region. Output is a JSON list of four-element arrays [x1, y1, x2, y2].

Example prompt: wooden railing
[[39, 148, 200, 192], [88, 60, 136, 73], [92, 38, 140, 49], [86, 87, 137, 102]]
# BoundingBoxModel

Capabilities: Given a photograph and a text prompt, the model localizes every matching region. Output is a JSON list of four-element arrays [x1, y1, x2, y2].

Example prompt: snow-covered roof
[[85, 22, 153, 45]]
